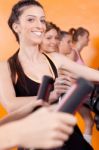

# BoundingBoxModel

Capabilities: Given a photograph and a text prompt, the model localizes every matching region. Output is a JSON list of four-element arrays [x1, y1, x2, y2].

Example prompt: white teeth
[[33, 32, 42, 36]]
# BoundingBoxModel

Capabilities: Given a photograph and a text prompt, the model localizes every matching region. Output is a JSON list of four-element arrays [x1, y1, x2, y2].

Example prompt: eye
[[68, 40, 72, 44], [55, 36, 60, 40], [27, 18, 35, 22], [46, 36, 52, 40], [41, 19, 46, 24]]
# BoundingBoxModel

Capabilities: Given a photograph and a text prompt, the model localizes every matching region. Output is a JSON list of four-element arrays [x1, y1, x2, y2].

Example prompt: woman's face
[[59, 34, 72, 55], [41, 29, 60, 53], [78, 32, 89, 47], [13, 6, 46, 45]]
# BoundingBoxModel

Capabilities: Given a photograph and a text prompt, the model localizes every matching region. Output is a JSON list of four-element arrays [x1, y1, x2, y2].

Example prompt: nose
[[70, 42, 73, 48], [51, 38, 58, 45]]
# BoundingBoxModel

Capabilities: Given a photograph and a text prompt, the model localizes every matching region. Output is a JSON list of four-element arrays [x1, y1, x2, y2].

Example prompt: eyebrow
[[26, 15, 45, 18]]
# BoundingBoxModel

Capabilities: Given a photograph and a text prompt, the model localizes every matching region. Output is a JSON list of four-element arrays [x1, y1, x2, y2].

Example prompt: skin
[[59, 34, 72, 55], [0, 106, 76, 150]]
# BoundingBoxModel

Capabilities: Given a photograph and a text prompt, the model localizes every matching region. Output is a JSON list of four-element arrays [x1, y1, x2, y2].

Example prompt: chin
[[33, 39, 42, 45], [47, 48, 54, 53]]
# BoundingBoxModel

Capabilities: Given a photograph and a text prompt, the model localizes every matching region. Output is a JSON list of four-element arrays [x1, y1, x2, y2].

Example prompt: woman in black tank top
[[0, 1, 77, 150], [0, 1, 95, 150], [9, 51, 57, 97]]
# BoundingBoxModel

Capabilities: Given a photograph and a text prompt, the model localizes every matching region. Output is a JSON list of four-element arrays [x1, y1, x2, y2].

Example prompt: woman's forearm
[[1, 96, 37, 113], [0, 99, 44, 126], [61, 55, 99, 82], [0, 121, 20, 150]]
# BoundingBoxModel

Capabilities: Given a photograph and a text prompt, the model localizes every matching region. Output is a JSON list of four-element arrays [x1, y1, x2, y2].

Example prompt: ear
[[12, 22, 21, 34]]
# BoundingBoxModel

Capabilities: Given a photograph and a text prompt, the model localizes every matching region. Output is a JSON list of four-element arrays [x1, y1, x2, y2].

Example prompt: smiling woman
[[0, 1, 77, 150], [40, 22, 60, 53], [0, 0, 99, 150], [8, 1, 46, 44]]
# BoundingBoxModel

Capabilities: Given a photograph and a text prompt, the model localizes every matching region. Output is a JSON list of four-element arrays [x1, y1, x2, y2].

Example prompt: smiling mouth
[[32, 31, 43, 36]]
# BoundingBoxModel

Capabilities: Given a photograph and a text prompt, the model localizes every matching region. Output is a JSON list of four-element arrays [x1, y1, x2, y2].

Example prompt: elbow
[[3, 104, 16, 113], [0, 98, 17, 113]]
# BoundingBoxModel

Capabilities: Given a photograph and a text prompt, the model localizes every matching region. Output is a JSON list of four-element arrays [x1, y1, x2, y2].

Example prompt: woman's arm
[[48, 52, 99, 82], [0, 100, 43, 125], [0, 107, 77, 150], [0, 120, 20, 150], [0, 62, 40, 113]]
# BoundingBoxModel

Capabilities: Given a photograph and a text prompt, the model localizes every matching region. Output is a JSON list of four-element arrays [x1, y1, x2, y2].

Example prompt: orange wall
[[0, 0, 99, 149]]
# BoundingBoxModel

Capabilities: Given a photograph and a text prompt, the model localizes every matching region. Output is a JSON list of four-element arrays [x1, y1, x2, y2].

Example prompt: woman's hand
[[49, 68, 77, 104], [19, 106, 77, 149]]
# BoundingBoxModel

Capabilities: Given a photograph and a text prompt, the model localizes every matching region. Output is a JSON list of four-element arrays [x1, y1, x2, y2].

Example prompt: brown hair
[[69, 27, 89, 42], [60, 30, 70, 40], [45, 22, 61, 38], [8, 50, 29, 93]]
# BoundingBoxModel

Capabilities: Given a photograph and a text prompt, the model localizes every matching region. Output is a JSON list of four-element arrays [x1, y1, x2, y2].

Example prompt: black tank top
[[14, 53, 58, 97]]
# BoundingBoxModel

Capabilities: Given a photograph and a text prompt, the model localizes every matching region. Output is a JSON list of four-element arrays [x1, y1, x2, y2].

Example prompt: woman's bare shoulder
[[0, 61, 10, 74], [48, 52, 64, 60], [47, 52, 69, 68]]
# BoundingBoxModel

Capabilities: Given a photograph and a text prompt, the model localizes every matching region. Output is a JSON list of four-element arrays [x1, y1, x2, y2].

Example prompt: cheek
[[59, 43, 63, 50], [64, 44, 68, 49], [42, 42, 49, 49], [44, 40, 50, 46], [56, 41, 60, 46], [19, 25, 28, 35], [43, 25, 46, 32], [62, 45, 67, 51], [84, 38, 88, 44]]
